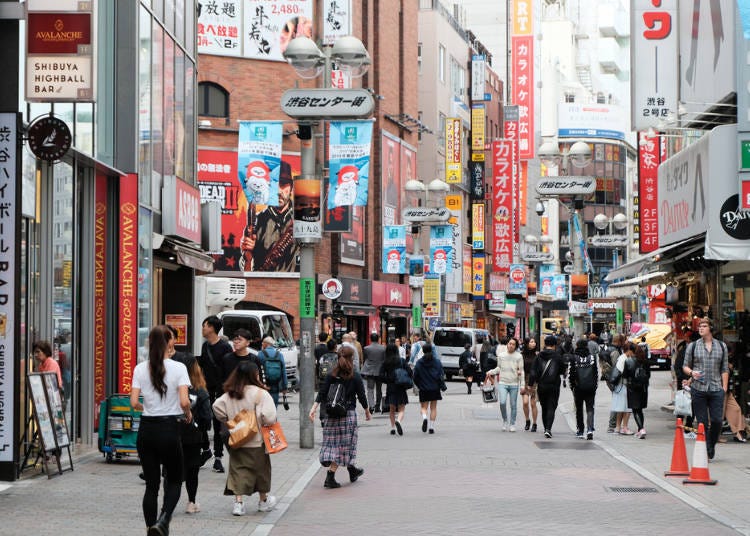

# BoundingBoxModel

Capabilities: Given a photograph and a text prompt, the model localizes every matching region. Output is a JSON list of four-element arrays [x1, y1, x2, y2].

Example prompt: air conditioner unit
[[202, 276, 247, 306]]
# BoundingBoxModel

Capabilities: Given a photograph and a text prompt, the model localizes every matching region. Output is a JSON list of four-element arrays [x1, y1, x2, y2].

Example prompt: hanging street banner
[[25, 0, 97, 102], [445, 117, 462, 184], [382, 225, 407, 274], [328, 120, 373, 209], [237, 121, 283, 207], [508, 263, 527, 296], [429, 225, 454, 274]]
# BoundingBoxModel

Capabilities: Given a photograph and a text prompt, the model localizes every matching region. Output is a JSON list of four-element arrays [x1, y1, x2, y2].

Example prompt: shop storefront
[[372, 281, 411, 341]]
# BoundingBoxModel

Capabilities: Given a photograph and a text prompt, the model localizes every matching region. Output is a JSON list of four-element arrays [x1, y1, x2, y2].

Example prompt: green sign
[[742, 140, 750, 169], [616, 308, 624, 326], [412, 306, 422, 328], [529, 316, 536, 334], [300, 278, 315, 318]]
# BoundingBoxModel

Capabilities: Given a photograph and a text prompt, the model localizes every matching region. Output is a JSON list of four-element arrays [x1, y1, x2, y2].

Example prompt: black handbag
[[609, 364, 622, 386]]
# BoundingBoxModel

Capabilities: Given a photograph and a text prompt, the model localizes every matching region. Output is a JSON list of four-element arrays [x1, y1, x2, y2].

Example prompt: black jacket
[[221, 352, 264, 387], [529, 348, 567, 388], [199, 339, 233, 394], [316, 372, 368, 411]]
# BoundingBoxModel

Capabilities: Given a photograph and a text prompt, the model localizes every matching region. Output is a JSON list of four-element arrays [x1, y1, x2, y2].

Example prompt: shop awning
[[606, 284, 639, 298], [605, 236, 705, 282], [604, 259, 647, 282], [341, 305, 376, 316], [608, 271, 668, 288], [154, 233, 215, 273], [386, 307, 412, 318]]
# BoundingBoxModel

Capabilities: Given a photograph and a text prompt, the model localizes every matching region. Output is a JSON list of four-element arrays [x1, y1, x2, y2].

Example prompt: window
[[198, 82, 229, 118], [450, 57, 465, 101], [564, 92, 575, 103], [418, 42, 422, 74], [438, 44, 446, 83]]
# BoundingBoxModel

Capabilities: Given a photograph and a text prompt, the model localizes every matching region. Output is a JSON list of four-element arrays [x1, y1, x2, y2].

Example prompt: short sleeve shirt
[[132, 358, 191, 416]]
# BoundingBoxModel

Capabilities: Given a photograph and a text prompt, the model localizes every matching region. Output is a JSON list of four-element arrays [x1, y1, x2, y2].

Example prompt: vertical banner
[[423, 274, 441, 318], [328, 120, 373, 209], [462, 244, 473, 293], [510, 0, 534, 159], [472, 253, 485, 299], [94, 173, 107, 423], [508, 263, 527, 295], [323, 0, 351, 45], [382, 225, 407, 274], [294, 173, 321, 241], [444, 194, 463, 294], [0, 113, 18, 464], [381, 132, 401, 227], [471, 54, 487, 101], [471, 104, 485, 151], [430, 225, 454, 274], [519, 161, 528, 227], [445, 117, 462, 184], [341, 205, 365, 265], [237, 121, 283, 206], [631, 0, 678, 129], [553, 274, 568, 301], [492, 141, 513, 272], [638, 131, 660, 253], [472, 203, 485, 250], [118, 174, 139, 393], [738, 2, 750, 207], [504, 105, 521, 257], [469, 160, 485, 200]]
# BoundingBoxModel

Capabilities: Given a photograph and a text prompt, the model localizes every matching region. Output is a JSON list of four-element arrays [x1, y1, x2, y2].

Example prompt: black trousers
[[137, 417, 184, 527], [537, 385, 560, 432], [573, 389, 596, 433], [691, 388, 725, 454], [209, 390, 224, 457]]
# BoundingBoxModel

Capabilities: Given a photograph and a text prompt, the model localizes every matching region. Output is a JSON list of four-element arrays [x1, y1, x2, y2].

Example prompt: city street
[[1, 371, 748, 535]]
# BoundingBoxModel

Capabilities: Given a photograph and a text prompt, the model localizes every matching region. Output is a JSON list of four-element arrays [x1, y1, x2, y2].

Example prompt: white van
[[217, 310, 299, 387], [432, 327, 490, 380]]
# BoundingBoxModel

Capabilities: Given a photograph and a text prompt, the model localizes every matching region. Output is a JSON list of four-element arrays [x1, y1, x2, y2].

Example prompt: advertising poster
[[328, 120, 373, 209], [429, 225, 454, 274], [409, 255, 424, 288], [243, 0, 313, 62], [423, 274, 441, 318], [323, 0, 351, 45], [237, 121, 283, 207], [341, 205, 365, 265], [198, 149, 300, 273], [164, 314, 188, 346], [382, 225, 407, 274], [381, 132, 401, 227], [445, 117, 462, 183], [553, 274, 568, 301], [197, 0, 242, 56]]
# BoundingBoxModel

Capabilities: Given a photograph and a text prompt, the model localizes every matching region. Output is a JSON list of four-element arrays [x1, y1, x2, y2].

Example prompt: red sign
[[94, 173, 108, 425], [118, 174, 139, 393], [173, 178, 202, 243], [492, 141, 514, 273], [510, 266, 525, 283], [27, 13, 92, 54], [503, 111, 521, 250], [638, 131, 660, 253], [511, 35, 535, 159]]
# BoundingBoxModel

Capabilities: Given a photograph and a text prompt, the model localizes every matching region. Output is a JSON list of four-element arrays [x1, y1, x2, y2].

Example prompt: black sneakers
[[530, 424, 537, 433], [200, 450, 213, 467], [544, 430, 552, 438], [213, 458, 225, 473], [422, 418, 428, 433]]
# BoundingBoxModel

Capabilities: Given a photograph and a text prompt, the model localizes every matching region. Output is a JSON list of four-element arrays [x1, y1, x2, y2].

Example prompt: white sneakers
[[232, 501, 246, 516], [185, 502, 200, 514], [502, 421, 508, 431], [258, 495, 278, 512], [509, 424, 516, 432]]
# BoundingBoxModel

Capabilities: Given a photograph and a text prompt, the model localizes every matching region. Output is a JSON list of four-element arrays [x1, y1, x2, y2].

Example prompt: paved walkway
[[0, 371, 747, 535]]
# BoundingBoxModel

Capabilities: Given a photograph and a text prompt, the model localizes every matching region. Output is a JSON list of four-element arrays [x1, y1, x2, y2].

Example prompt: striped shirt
[[684, 338, 728, 392]]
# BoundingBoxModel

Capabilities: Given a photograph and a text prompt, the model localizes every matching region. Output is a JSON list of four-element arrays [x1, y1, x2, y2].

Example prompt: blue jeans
[[497, 383, 519, 424], [691, 388, 725, 454]]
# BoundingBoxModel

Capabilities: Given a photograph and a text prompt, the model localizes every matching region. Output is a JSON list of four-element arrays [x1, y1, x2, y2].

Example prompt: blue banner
[[553, 274, 568, 301], [382, 225, 407, 274], [328, 120, 374, 209], [429, 225, 454, 274], [237, 121, 283, 206]]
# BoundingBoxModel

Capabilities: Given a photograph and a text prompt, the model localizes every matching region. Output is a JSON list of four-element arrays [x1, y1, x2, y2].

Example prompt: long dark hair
[[634, 344, 648, 364], [422, 343, 434, 361], [148, 325, 172, 398], [332, 346, 354, 380], [521, 337, 537, 360], [223, 360, 265, 399], [383, 343, 400, 369]]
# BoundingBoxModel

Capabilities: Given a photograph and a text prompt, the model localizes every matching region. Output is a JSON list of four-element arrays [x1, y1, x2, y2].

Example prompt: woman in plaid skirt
[[309, 346, 371, 488]]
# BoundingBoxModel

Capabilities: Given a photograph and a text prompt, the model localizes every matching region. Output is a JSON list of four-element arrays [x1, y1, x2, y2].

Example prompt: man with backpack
[[258, 336, 288, 407], [198, 315, 233, 473], [318, 339, 339, 385], [569, 338, 598, 439]]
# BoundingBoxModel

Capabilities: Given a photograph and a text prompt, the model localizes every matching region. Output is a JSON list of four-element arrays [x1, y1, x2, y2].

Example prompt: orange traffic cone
[[683, 423, 717, 485], [664, 418, 690, 477]]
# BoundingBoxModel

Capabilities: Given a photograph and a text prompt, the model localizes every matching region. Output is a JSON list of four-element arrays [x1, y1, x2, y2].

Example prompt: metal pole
[[298, 123, 316, 449]]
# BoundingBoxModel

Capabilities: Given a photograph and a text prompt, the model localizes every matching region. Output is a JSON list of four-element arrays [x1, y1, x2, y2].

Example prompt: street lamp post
[[536, 139, 593, 337], [283, 35, 371, 449]]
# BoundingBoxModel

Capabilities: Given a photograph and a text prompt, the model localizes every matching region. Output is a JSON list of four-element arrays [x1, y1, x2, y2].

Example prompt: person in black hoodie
[[569, 338, 598, 440], [528, 335, 567, 438], [458, 343, 478, 394]]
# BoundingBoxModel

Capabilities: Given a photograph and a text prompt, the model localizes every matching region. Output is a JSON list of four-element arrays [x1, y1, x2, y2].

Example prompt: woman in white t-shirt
[[130, 325, 192, 536]]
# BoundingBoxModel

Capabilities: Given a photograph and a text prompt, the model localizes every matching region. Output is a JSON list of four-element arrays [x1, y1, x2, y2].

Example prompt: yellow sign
[[472, 203, 485, 250], [460, 303, 475, 319], [445, 194, 462, 212], [471, 105, 485, 151], [471, 152, 485, 162], [423, 275, 441, 317], [512, 0, 533, 35], [445, 117, 462, 184]]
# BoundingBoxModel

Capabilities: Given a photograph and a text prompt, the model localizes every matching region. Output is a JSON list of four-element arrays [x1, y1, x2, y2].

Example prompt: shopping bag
[[226, 408, 259, 448], [261, 421, 288, 454], [481, 384, 498, 404], [673, 389, 692, 417]]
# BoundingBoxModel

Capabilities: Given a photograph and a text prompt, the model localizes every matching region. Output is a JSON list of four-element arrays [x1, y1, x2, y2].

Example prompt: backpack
[[318, 351, 338, 380], [325, 381, 348, 418], [261, 348, 283, 386], [190, 388, 213, 432], [572, 354, 598, 392], [631, 363, 649, 387], [393, 362, 414, 389]]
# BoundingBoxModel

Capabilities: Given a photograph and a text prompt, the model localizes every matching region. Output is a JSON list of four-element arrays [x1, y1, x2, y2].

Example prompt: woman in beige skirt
[[213, 361, 278, 516]]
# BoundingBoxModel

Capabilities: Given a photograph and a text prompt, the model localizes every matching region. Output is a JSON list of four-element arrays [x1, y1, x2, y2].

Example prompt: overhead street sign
[[588, 235, 629, 247], [535, 176, 596, 196], [521, 251, 555, 262], [281, 88, 375, 119], [402, 207, 451, 223]]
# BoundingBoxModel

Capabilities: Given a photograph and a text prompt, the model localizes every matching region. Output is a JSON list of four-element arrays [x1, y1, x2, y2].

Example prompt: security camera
[[535, 201, 545, 216]]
